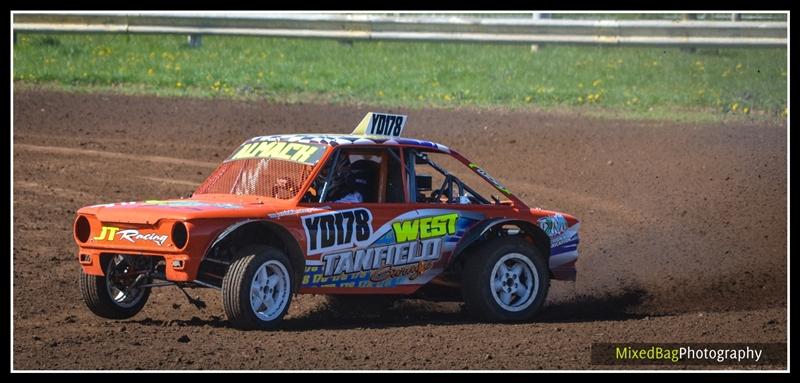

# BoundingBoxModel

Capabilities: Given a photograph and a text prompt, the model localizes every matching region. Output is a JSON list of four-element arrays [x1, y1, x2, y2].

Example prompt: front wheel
[[461, 237, 550, 322], [79, 254, 151, 319], [222, 245, 294, 330]]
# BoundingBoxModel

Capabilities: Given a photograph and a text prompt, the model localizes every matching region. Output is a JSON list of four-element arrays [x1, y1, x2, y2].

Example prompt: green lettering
[[392, 220, 419, 243]]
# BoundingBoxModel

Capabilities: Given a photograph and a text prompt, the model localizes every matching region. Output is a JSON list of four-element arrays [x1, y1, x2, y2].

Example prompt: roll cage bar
[[409, 150, 493, 205], [303, 143, 521, 207]]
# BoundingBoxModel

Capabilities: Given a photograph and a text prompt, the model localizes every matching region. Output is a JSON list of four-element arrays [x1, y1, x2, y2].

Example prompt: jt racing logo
[[93, 226, 120, 241], [303, 208, 373, 255], [93, 226, 168, 246]]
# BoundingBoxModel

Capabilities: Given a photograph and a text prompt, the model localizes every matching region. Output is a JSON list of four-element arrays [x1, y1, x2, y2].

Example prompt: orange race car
[[74, 113, 580, 329]]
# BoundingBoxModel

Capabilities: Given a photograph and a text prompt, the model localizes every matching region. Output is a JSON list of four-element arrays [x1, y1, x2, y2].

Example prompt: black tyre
[[461, 237, 550, 322], [222, 245, 294, 330], [79, 255, 151, 319]]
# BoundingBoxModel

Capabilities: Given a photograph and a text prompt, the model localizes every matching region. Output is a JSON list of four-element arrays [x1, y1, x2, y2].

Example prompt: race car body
[[74, 112, 580, 328]]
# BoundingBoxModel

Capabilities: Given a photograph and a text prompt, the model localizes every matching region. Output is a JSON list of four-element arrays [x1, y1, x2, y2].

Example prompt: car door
[[297, 145, 435, 294]]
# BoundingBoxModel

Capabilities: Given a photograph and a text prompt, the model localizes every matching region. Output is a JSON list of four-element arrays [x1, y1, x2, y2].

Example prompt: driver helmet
[[325, 157, 352, 201], [326, 158, 378, 201], [345, 159, 378, 198]]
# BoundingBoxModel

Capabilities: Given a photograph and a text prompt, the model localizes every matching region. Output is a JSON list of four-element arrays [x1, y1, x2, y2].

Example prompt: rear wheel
[[79, 254, 151, 319], [462, 237, 549, 322], [222, 245, 294, 330]]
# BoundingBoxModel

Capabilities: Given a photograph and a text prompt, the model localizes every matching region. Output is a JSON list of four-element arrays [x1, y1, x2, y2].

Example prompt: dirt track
[[12, 90, 787, 370]]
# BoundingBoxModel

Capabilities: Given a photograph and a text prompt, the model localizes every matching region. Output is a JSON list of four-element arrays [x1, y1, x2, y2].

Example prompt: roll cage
[[299, 143, 518, 206]]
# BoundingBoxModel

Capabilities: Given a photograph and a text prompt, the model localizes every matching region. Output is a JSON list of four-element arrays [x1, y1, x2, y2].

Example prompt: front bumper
[[74, 214, 202, 281], [76, 249, 199, 281]]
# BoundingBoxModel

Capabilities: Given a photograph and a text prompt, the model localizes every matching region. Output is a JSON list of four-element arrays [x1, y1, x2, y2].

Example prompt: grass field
[[13, 33, 787, 121]]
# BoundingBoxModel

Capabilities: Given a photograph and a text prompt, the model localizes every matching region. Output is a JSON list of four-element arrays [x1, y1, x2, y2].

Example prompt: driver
[[328, 159, 378, 203], [272, 177, 298, 199], [431, 176, 473, 204]]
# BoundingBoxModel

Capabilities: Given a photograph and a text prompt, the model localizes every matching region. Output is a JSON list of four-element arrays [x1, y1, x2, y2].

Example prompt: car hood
[[77, 195, 295, 224]]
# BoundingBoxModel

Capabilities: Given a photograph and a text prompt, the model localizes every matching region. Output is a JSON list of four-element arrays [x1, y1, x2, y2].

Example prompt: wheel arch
[[450, 218, 551, 272], [199, 220, 305, 289]]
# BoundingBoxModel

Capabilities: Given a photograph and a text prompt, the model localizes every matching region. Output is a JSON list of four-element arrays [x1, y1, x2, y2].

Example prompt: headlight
[[74, 216, 90, 243], [171, 221, 188, 250]]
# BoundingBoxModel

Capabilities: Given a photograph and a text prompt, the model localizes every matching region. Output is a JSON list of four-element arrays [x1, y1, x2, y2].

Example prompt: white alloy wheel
[[249, 260, 291, 322], [490, 253, 539, 312]]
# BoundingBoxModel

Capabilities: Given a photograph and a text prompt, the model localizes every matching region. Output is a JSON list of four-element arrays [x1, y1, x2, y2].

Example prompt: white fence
[[13, 12, 788, 48]]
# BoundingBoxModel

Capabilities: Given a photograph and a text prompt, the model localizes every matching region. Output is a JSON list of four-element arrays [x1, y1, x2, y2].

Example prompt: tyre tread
[[461, 236, 550, 322], [222, 245, 293, 330]]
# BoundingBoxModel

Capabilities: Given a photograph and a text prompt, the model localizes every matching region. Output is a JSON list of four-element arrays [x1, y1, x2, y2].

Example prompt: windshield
[[194, 158, 316, 199], [194, 140, 327, 199]]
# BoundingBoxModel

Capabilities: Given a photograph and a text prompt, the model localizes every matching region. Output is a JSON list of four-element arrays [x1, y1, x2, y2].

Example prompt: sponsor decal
[[537, 213, 568, 237], [302, 208, 373, 255], [371, 261, 434, 283], [91, 201, 240, 209], [317, 212, 458, 282], [268, 207, 329, 219], [301, 209, 482, 288], [391, 213, 458, 243], [539, 213, 579, 269], [240, 134, 448, 152], [93, 226, 168, 246], [551, 232, 577, 248], [89, 201, 136, 208], [226, 141, 325, 165], [320, 239, 441, 282], [142, 200, 241, 209], [117, 229, 168, 246], [468, 163, 512, 195], [93, 226, 120, 241], [548, 219, 580, 270], [351, 112, 407, 137]]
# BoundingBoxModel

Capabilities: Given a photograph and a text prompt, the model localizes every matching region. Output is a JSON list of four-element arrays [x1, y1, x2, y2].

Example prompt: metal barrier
[[12, 12, 787, 48]]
